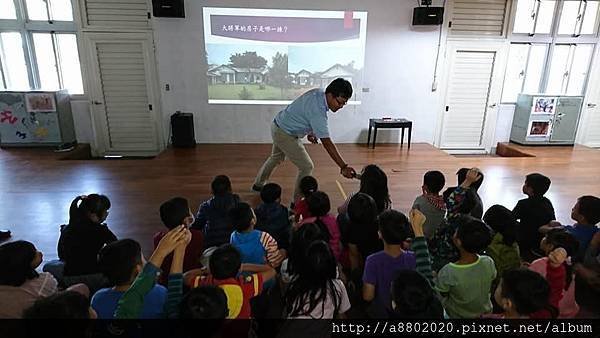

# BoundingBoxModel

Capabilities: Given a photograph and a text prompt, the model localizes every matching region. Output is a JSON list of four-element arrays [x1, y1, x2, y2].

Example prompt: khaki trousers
[[254, 122, 314, 200]]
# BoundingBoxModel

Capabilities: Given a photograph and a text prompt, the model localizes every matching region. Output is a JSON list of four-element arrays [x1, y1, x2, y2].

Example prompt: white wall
[[152, 0, 444, 144]]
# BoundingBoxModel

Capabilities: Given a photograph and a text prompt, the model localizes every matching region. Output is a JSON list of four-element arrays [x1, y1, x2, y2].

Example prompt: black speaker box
[[171, 112, 196, 147], [412, 7, 444, 25], [153, 0, 185, 18]]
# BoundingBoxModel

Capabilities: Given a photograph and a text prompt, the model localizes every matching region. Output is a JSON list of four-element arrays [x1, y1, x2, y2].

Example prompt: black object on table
[[367, 118, 412, 149]]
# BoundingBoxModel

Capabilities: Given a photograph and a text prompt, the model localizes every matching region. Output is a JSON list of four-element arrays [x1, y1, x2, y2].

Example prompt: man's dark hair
[[457, 168, 484, 190], [325, 78, 353, 99], [209, 244, 241, 280], [260, 183, 282, 204], [455, 216, 493, 253], [378, 210, 412, 245], [159, 197, 190, 229], [228, 202, 254, 232], [577, 195, 600, 225], [98, 239, 142, 286], [525, 173, 551, 196], [423, 171, 445, 194]]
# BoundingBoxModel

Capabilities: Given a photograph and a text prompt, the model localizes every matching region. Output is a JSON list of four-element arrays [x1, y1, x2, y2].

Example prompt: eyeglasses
[[335, 97, 348, 106]]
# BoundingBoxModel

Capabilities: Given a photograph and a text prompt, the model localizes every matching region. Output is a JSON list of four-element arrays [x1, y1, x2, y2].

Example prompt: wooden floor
[[1, 143, 599, 262]]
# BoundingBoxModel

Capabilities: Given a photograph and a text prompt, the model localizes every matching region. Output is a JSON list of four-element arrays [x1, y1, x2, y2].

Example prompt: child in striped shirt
[[229, 202, 286, 268]]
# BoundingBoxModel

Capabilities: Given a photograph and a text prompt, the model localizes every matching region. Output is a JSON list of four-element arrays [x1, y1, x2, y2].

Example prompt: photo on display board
[[527, 120, 552, 137], [25, 93, 56, 112], [531, 96, 557, 114]]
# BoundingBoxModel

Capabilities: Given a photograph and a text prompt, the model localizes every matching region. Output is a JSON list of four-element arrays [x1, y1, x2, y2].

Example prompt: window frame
[[0, 0, 84, 96], [501, 0, 600, 103]]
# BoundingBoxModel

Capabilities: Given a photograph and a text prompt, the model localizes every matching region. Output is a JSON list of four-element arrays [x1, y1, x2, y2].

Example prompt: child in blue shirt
[[92, 239, 167, 318], [229, 202, 285, 268]]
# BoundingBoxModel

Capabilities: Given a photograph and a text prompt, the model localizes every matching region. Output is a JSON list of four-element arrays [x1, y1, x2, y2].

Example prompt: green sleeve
[[165, 273, 183, 319], [114, 263, 161, 319], [411, 236, 434, 285]]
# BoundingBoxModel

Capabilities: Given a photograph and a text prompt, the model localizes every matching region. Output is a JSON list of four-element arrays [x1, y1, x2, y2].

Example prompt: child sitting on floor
[[412, 170, 447, 239], [362, 210, 416, 318], [435, 216, 496, 318], [192, 175, 240, 248], [297, 191, 342, 261], [254, 183, 292, 250], [512, 173, 556, 262], [154, 197, 203, 284], [293, 176, 318, 223], [93, 239, 167, 318], [229, 202, 285, 268]]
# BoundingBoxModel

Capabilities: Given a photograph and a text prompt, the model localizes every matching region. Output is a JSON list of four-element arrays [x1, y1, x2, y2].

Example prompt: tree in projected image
[[268, 52, 291, 98], [229, 51, 267, 69]]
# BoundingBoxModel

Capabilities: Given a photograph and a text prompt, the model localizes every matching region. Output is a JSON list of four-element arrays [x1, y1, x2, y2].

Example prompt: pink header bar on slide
[[210, 15, 361, 43]]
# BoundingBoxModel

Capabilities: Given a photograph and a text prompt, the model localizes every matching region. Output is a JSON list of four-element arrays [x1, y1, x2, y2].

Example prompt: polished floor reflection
[[1, 143, 598, 262]]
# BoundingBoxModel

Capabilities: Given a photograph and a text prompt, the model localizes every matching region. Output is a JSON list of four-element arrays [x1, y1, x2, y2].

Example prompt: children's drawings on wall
[[0, 93, 61, 144], [1, 110, 18, 124], [25, 93, 56, 112]]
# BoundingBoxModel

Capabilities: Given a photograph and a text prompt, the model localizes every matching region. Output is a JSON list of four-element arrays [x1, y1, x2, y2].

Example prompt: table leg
[[372, 127, 378, 149], [401, 128, 405, 147], [367, 125, 372, 148], [408, 126, 412, 149]]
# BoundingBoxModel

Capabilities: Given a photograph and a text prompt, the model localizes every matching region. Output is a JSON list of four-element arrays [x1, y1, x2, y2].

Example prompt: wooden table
[[367, 118, 412, 149]]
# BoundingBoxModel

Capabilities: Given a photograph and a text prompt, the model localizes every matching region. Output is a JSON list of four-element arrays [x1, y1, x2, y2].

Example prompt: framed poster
[[25, 93, 56, 112]]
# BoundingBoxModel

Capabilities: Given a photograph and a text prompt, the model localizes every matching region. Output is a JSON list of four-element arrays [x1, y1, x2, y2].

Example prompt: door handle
[[588, 103, 597, 108], [92, 100, 103, 105], [488, 103, 497, 108]]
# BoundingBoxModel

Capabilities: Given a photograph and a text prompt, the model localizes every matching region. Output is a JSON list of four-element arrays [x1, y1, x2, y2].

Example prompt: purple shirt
[[363, 250, 417, 310]]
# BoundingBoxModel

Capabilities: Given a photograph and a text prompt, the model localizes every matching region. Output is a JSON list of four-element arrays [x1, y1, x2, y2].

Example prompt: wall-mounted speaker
[[413, 7, 444, 25], [152, 0, 185, 18]]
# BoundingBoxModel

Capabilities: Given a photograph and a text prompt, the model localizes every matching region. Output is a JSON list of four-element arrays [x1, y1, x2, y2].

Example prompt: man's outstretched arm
[[320, 137, 356, 178]]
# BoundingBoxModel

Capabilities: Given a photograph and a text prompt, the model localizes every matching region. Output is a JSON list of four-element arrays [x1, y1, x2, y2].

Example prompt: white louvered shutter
[[94, 40, 159, 153], [440, 50, 497, 149], [81, 0, 151, 30], [449, 0, 508, 36]]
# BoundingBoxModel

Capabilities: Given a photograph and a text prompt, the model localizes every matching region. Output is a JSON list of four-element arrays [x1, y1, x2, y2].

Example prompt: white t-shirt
[[287, 279, 351, 319]]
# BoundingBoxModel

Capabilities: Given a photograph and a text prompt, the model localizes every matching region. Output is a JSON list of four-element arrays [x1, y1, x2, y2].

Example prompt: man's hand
[[307, 135, 319, 144], [409, 208, 426, 237], [341, 166, 356, 179]]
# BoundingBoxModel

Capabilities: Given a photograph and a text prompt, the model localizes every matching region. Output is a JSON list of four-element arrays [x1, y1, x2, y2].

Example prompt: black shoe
[[251, 184, 262, 192]]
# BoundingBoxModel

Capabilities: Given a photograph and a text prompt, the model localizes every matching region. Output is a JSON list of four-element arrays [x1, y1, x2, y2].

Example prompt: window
[[512, 0, 557, 35], [502, 0, 600, 102], [0, 0, 83, 94], [502, 44, 548, 102]]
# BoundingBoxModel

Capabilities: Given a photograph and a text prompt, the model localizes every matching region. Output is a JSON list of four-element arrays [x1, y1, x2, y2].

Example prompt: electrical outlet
[[362, 87, 370, 93], [165, 84, 170, 91]]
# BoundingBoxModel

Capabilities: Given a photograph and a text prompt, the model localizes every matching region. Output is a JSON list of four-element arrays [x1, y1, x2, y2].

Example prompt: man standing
[[252, 78, 357, 200]]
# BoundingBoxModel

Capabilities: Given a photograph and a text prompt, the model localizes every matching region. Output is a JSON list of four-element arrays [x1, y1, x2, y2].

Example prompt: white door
[[84, 32, 163, 156], [437, 42, 506, 152], [579, 47, 600, 147]]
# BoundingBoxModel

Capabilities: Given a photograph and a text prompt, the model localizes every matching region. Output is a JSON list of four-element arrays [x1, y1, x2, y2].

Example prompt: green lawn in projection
[[208, 84, 307, 100]]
